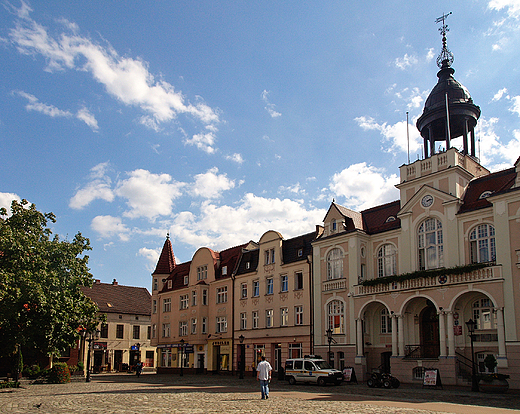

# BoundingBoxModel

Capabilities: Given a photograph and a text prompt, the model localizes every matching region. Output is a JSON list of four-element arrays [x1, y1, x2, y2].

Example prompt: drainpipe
[[307, 255, 314, 354]]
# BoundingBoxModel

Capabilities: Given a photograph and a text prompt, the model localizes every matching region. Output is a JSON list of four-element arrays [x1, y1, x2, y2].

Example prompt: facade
[[81, 279, 154, 372], [233, 230, 318, 376], [312, 39, 520, 388], [151, 236, 252, 374]]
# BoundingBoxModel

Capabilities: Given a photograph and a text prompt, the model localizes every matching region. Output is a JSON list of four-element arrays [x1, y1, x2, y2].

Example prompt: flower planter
[[478, 378, 509, 393]]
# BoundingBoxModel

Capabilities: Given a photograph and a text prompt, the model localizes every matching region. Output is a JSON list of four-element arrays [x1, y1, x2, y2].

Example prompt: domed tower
[[416, 13, 480, 159]]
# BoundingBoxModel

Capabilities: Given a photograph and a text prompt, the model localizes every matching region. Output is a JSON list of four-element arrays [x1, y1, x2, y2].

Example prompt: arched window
[[470, 224, 496, 264], [380, 308, 392, 334], [472, 298, 497, 330], [327, 300, 344, 334], [418, 218, 443, 270], [327, 248, 343, 280], [377, 244, 396, 278]]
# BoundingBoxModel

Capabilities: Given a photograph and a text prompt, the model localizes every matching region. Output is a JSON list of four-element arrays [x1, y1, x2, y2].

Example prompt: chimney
[[112, 279, 118, 286], [95, 279, 101, 284]]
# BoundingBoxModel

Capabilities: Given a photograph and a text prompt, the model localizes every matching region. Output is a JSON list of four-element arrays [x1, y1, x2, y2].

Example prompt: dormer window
[[298, 248, 303, 257], [167, 280, 172, 289], [246, 261, 250, 270], [222, 266, 228, 275], [479, 191, 493, 199], [331, 219, 337, 232], [184, 275, 189, 285], [386, 216, 396, 223]]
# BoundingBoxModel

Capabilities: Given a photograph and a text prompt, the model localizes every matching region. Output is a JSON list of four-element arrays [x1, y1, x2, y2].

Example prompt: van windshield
[[313, 360, 331, 369]]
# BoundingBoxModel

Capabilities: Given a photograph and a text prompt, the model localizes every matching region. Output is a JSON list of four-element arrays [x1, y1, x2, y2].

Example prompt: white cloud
[[184, 132, 217, 154], [115, 169, 184, 219], [8, 5, 220, 149], [488, 0, 520, 18], [355, 116, 422, 154], [509, 95, 520, 115], [394, 53, 418, 70], [190, 168, 235, 199], [261, 90, 282, 118], [69, 162, 114, 209], [76, 107, 99, 130], [278, 183, 305, 195], [329, 163, 399, 211], [477, 116, 520, 169], [0, 192, 22, 216], [425, 48, 435, 62], [138, 247, 161, 271], [492, 88, 509, 101], [91, 215, 131, 241], [225, 153, 244, 164], [15, 91, 73, 117]]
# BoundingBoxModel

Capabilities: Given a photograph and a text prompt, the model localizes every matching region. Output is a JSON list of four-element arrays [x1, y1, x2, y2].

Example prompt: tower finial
[[166, 232, 170, 239], [435, 12, 453, 69]]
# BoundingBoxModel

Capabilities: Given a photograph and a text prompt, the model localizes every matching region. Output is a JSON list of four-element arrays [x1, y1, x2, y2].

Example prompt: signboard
[[454, 325, 462, 336], [423, 368, 442, 388], [130, 345, 140, 351], [342, 367, 358, 384], [93, 342, 107, 350]]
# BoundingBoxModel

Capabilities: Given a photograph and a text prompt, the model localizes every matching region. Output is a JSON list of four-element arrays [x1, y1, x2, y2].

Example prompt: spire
[[436, 12, 454, 69], [152, 234, 176, 275]]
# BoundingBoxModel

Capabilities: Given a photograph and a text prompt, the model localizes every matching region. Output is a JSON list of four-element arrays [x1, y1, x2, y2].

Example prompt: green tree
[[0, 199, 101, 377]]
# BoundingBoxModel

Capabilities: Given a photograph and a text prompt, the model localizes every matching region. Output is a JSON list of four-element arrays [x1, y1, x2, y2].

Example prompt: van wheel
[[288, 376, 296, 385], [317, 377, 326, 386]]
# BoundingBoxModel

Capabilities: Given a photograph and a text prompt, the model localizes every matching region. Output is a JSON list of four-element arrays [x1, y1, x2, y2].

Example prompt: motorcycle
[[366, 371, 400, 388]]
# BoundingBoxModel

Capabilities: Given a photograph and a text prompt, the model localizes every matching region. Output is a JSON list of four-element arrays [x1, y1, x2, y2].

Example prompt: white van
[[284, 355, 343, 386]]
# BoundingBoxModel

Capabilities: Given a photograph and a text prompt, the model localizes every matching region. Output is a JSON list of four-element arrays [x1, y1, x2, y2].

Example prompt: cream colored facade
[[233, 230, 317, 375], [313, 149, 520, 388]]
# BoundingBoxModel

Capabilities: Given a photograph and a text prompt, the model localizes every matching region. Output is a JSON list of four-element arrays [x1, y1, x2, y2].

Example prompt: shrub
[[68, 365, 79, 374], [77, 361, 84, 372], [22, 364, 41, 379], [48, 362, 71, 384], [0, 381, 20, 389]]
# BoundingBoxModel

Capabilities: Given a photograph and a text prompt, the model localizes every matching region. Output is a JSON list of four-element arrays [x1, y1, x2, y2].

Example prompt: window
[[380, 308, 392, 334], [180, 294, 189, 310], [280, 307, 289, 326], [184, 275, 189, 285], [281, 275, 288, 292], [152, 299, 157, 314], [327, 248, 343, 280], [246, 261, 250, 269], [470, 224, 496, 264], [216, 316, 227, 333], [295, 305, 303, 325], [241, 283, 248, 299], [222, 266, 228, 275], [202, 289, 208, 305], [153, 278, 158, 290], [147, 326, 151, 340], [179, 321, 188, 336], [378, 244, 397, 278], [133, 325, 140, 340], [473, 298, 497, 330], [331, 219, 337, 232], [266, 277, 274, 295], [289, 343, 302, 358], [240, 312, 247, 330], [116, 324, 124, 339], [163, 298, 171, 313], [197, 265, 208, 280], [201, 317, 207, 334], [418, 218, 443, 270], [266, 309, 273, 328], [162, 323, 170, 338], [152, 324, 156, 339], [253, 280, 260, 297], [191, 318, 197, 334], [327, 300, 344, 334], [265, 248, 275, 265], [100, 323, 108, 338], [216, 286, 228, 303], [359, 264, 366, 283], [295, 272, 303, 290], [252, 311, 259, 329], [167, 280, 172, 289], [192, 290, 197, 306], [298, 248, 303, 257]]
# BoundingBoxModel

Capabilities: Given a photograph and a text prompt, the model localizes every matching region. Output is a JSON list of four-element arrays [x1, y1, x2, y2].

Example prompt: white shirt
[[257, 360, 272, 380]]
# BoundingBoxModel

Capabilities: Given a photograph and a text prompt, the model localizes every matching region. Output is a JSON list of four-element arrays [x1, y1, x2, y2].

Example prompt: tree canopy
[[0, 199, 101, 360]]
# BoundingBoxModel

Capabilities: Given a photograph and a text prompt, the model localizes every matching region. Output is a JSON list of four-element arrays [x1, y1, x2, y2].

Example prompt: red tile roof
[[81, 281, 151, 315], [152, 236, 176, 275], [362, 200, 401, 234]]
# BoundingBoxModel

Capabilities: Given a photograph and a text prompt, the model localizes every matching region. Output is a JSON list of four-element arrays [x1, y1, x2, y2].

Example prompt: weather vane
[[435, 12, 454, 68]]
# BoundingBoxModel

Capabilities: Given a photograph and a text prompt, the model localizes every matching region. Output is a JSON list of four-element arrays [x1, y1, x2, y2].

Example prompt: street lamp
[[179, 339, 185, 377], [81, 328, 100, 383], [466, 319, 479, 392], [238, 335, 245, 379], [326, 328, 333, 367]]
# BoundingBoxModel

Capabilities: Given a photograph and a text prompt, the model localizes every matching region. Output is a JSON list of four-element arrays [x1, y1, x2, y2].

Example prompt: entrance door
[[381, 351, 392, 374], [421, 306, 440, 358], [197, 354, 205, 374]]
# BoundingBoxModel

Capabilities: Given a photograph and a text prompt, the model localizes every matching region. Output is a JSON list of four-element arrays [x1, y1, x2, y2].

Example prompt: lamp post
[[82, 328, 100, 383], [466, 319, 479, 392], [179, 339, 185, 377], [326, 328, 333, 367], [238, 335, 245, 379]]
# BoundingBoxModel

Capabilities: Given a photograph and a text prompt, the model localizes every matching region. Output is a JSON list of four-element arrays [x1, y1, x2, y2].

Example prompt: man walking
[[256, 355, 272, 400]]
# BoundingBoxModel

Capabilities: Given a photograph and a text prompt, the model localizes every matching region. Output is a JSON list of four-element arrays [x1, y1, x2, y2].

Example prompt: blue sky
[[1, 1, 519, 289]]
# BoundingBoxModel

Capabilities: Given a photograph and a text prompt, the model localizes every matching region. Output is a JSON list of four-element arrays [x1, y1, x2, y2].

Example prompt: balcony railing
[[323, 277, 347, 292], [355, 265, 502, 296]]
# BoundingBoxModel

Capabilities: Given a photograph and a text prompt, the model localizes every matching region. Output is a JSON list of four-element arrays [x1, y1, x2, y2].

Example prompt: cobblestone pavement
[[1, 373, 519, 414]]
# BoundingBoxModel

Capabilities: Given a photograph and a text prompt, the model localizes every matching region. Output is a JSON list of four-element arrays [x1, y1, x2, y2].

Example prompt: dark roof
[[159, 261, 191, 293], [81, 281, 151, 315], [282, 231, 316, 264], [152, 237, 176, 275], [458, 167, 517, 214], [362, 200, 401, 234], [235, 248, 259, 276], [215, 244, 247, 279]]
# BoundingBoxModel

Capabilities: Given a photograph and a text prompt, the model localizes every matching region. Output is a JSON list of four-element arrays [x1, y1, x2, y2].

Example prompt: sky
[[1, 1, 520, 289]]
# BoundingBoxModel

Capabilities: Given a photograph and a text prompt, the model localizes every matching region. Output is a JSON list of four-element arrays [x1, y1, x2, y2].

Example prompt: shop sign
[[93, 342, 107, 350], [213, 340, 229, 346]]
